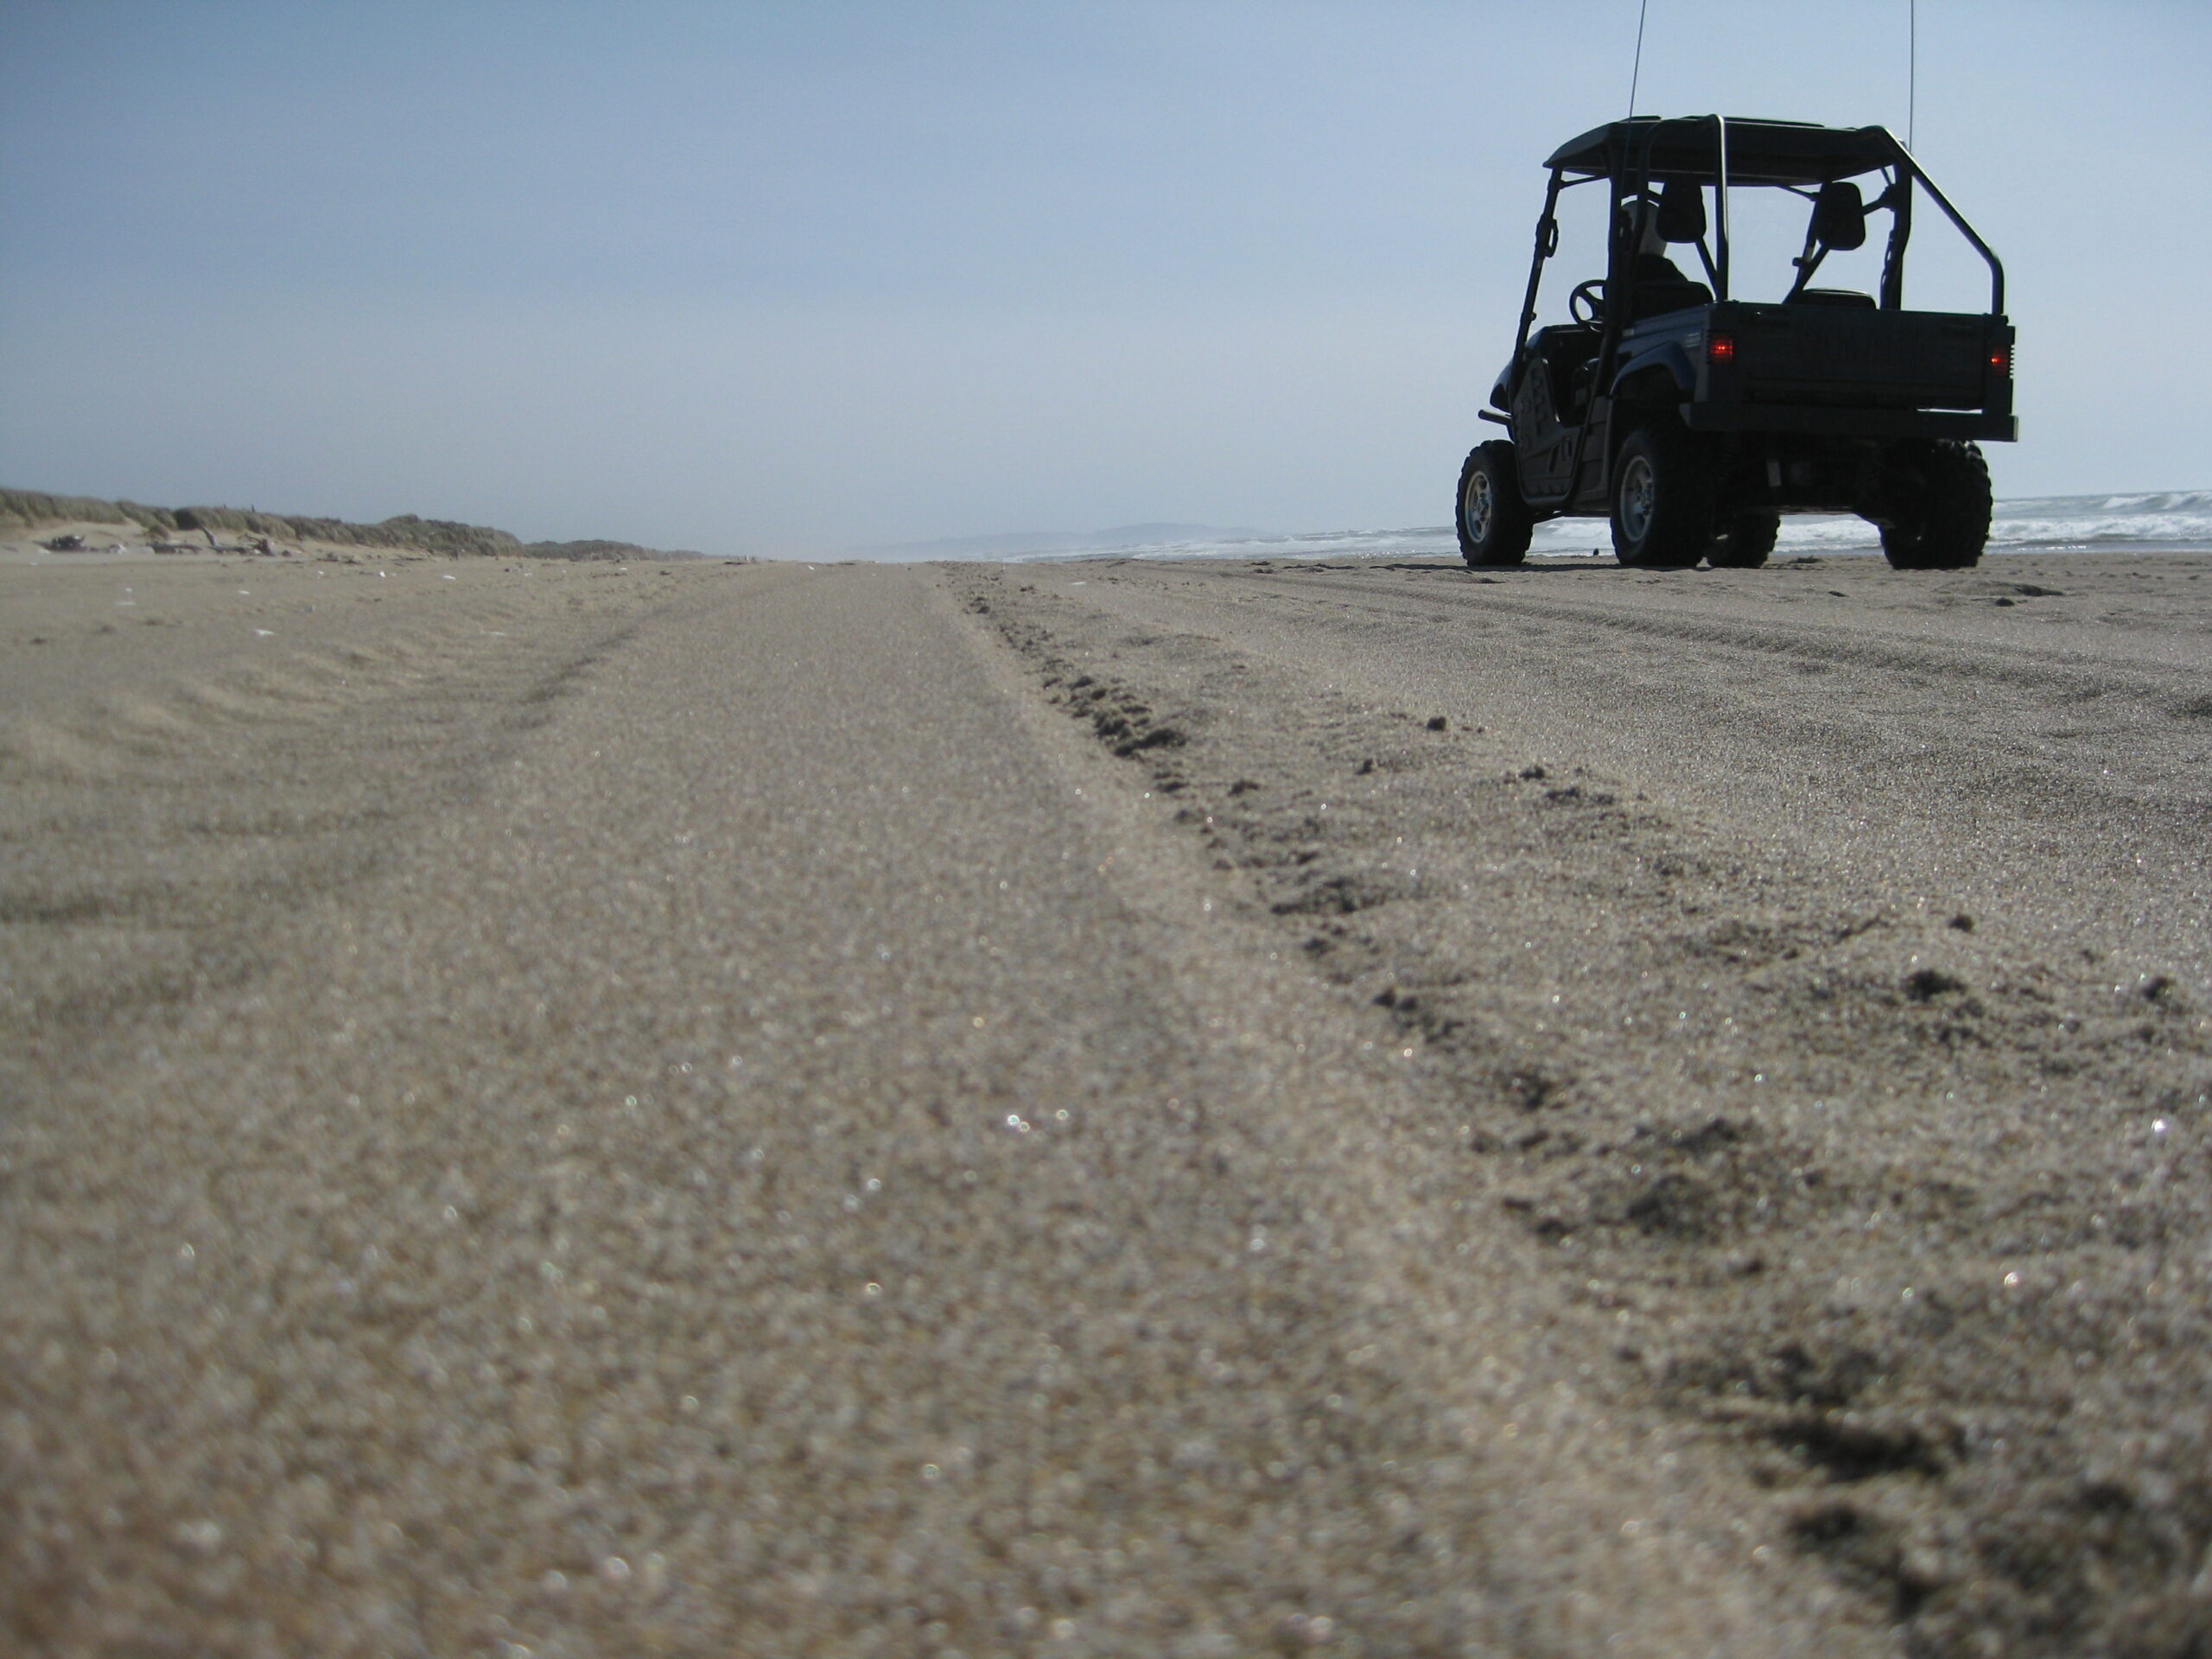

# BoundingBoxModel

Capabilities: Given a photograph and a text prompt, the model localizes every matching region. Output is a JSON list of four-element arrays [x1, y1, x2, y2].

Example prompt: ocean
[[996, 490, 2212, 563]]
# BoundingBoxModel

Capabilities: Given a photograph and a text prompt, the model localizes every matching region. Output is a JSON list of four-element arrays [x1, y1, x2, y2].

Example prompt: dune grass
[[1, 488, 699, 560]]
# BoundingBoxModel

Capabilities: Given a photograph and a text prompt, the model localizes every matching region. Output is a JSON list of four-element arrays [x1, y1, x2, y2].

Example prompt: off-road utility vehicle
[[1457, 115, 2015, 570]]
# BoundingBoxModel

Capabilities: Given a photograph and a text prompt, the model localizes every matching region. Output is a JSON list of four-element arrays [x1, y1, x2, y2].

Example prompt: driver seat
[[1630, 277, 1713, 319], [1629, 252, 1712, 321], [1629, 182, 1715, 320]]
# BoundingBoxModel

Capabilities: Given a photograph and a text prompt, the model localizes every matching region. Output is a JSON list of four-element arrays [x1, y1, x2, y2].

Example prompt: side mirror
[[1812, 181, 1866, 251]]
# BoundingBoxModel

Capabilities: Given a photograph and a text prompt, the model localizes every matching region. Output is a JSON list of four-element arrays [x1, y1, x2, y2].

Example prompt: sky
[[2, 1, 2206, 556]]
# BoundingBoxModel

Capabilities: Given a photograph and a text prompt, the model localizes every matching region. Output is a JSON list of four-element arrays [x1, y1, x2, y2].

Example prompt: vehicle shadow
[[1358, 559, 1630, 576]]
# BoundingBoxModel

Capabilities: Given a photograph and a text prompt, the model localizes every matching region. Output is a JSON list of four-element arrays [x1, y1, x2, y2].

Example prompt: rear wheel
[[1457, 441, 1533, 567], [1707, 511, 1778, 569], [1611, 423, 1710, 569], [1879, 442, 1991, 570]]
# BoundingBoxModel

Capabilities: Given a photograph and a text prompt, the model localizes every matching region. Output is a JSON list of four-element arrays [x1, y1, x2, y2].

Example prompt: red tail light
[[1707, 334, 1736, 364], [1988, 345, 2011, 374]]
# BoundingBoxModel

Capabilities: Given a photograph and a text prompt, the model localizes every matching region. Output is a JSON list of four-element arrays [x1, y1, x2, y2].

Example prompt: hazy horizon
[[3, 1, 2207, 558]]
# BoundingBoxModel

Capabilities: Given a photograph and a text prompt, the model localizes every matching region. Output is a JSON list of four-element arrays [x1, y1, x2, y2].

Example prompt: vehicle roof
[[1545, 117, 1903, 186]]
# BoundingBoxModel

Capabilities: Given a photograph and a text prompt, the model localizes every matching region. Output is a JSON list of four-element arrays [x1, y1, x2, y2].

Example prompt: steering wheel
[[1568, 279, 1606, 326]]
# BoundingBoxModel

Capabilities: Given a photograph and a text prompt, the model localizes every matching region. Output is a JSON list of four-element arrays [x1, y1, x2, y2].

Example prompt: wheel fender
[[1609, 342, 1695, 400], [1488, 364, 1515, 413]]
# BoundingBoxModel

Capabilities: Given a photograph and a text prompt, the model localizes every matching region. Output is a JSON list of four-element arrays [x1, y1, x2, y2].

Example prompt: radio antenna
[[1627, 0, 1649, 118], [1908, 0, 1917, 148]]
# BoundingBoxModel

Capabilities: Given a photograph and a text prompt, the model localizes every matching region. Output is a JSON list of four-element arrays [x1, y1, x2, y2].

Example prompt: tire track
[[957, 558, 2212, 1659], [1195, 565, 2209, 720]]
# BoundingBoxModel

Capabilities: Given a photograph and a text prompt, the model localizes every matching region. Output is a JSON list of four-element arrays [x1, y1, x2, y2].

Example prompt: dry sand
[[3, 543, 2208, 1656]]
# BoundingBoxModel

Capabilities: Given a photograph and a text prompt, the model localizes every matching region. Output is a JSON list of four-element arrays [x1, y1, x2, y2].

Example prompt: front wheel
[[1707, 512, 1778, 569], [1457, 441, 1533, 567], [1878, 442, 1991, 570], [1611, 423, 1710, 569]]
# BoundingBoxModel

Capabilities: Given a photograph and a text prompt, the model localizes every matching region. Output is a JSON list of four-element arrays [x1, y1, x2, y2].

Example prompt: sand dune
[[3, 544, 2208, 1656]]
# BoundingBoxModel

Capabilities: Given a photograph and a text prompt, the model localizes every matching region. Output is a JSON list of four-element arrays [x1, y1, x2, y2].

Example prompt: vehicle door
[[1511, 329, 1582, 501]]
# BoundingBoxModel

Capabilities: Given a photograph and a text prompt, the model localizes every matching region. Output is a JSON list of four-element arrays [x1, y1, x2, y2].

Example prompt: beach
[[5, 541, 2209, 1656]]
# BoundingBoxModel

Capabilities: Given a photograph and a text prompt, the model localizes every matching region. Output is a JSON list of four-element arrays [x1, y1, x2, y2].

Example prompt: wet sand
[[4, 545, 2209, 1656]]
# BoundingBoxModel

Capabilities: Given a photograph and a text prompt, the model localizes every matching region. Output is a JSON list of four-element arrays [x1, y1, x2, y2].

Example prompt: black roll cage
[[1510, 114, 2005, 376]]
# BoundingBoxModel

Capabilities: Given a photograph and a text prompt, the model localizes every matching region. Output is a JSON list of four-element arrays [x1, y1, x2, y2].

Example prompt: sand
[[3, 543, 2209, 1656]]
